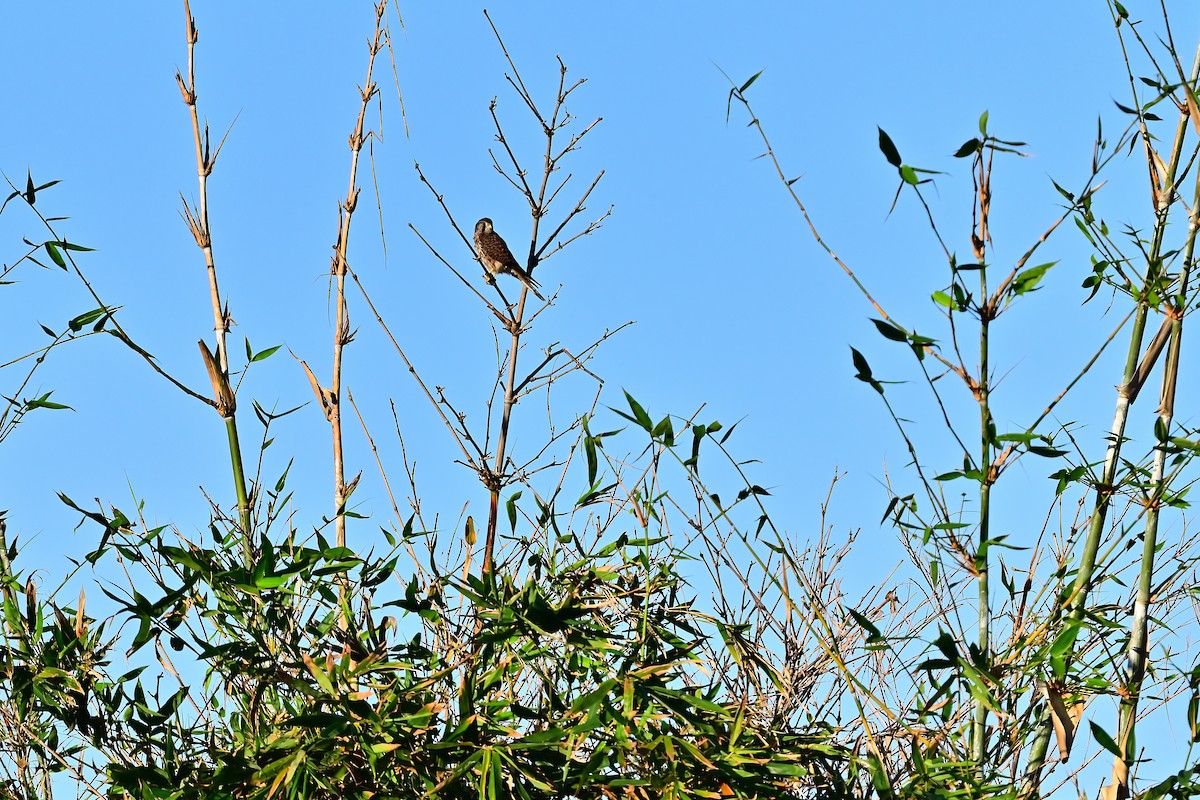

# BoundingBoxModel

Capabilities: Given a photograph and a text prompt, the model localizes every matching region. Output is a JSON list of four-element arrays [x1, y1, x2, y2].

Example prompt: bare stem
[[178, 0, 251, 544], [327, 1, 388, 566]]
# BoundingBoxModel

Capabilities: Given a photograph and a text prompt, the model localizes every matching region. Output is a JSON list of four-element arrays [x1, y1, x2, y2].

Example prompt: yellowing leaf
[[303, 653, 335, 696]]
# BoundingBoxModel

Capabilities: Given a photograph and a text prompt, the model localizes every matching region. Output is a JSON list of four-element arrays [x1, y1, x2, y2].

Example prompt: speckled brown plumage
[[474, 218, 545, 301]]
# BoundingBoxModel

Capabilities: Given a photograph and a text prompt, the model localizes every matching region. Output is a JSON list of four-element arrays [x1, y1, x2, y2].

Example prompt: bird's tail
[[513, 266, 545, 301]]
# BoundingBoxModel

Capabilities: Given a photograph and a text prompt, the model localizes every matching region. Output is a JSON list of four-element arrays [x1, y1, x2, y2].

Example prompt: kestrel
[[474, 218, 545, 301]]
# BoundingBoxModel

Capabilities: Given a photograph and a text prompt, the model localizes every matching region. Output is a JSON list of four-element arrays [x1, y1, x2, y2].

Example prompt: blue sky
[[0, 2, 1171, 545], [3, 0, 1200, 784]]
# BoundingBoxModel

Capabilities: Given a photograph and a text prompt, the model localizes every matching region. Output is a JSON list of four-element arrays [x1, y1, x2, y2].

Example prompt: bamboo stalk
[[1109, 126, 1200, 800], [329, 1, 388, 558], [178, 0, 252, 548], [1023, 27, 1200, 798], [969, 139, 996, 770]]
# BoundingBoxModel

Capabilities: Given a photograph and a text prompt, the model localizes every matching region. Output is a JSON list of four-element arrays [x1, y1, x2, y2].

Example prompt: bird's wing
[[496, 236, 522, 269]]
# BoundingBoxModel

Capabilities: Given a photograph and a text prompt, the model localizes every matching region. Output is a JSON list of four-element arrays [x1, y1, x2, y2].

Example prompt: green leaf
[[25, 392, 72, 411], [1051, 465, 1087, 496], [507, 491, 521, 532], [687, 424, 706, 471], [54, 240, 94, 252], [872, 318, 907, 342], [851, 347, 873, 379], [1010, 261, 1057, 296], [865, 752, 893, 797], [254, 574, 288, 590], [878, 127, 902, 168], [1051, 179, 1076, 202], [1170, 437, 1200, 453], [68, 307, 111, 332], [251, 345, 281, 363], [736, 484, 771, 502], [2, 595, 20, 637], [978, 110, 989, 135], [1049, 622, 1080, 678], [851, 347, 883, 395], [159, 545, 205, 573], [621, 390, 653, 432], [1090, 720, 1122, 756], [576, 480, 615, 508], [848, 608, 883, 642], [160, 686, 189, 718], [585, 435, 598, 486], [953, 138, 981, 158], [900, 165, 919, 185], [652, 415, 675, 446], [128, 617, 154, 657], [45, 241, 66, 269], [739, 70, 763, 93], [303, 654, 336, 696]]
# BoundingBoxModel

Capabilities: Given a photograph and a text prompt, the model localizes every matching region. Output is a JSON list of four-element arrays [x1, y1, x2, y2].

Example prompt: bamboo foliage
[[724, 3, 1200, 798], [2, 3, 1200, 800]]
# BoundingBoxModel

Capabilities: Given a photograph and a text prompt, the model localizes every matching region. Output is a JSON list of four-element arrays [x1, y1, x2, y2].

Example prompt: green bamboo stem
[[1022, 205, 1151, 799], [973, 246, 993, 769], [179, 1, 253, 560], [1023, 39, 1200, 798], [225, 416, 253, 555], [1068, 310, 1145, 620], [1070, 26, 1200, 623], [1109, 164, 1200, 799], [1064, 33, 1200, 623]]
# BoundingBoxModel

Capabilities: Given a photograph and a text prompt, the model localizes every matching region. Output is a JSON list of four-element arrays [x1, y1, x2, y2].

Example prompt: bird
[[474, 218, 545, 301]]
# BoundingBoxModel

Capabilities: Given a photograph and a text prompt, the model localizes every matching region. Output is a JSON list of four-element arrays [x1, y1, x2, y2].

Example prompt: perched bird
[[474, 218, 545, 301]]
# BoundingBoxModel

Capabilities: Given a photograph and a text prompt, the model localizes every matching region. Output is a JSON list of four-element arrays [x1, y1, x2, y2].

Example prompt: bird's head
[[475, 218, 493, 234]]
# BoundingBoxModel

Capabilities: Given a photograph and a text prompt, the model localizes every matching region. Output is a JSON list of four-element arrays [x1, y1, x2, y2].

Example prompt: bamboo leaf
[[739, 70, 763, 93], [251, 345, 282, 363], [1090, 720, 1122, 756], [507, 491, 521, 532], [1010, 262, 1057, 296], [953, 138, 981, 158], [44, 241, 66, 269], [303, 654, 335, 696], [878, 127, 902, 168], [872, 318, 907, 342], [851, 347, 883, 395]]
